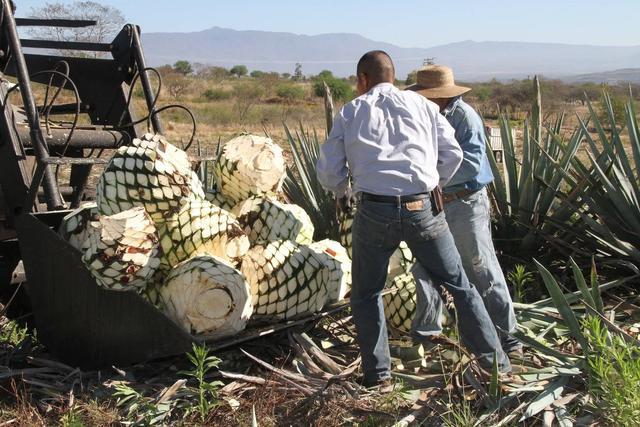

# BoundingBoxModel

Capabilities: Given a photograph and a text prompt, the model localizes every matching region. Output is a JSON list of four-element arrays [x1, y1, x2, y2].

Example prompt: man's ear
[[356, 73, 369, 96]]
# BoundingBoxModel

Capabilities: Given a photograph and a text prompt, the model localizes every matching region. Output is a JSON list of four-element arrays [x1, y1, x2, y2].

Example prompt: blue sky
[[16, 0, 639, 47]]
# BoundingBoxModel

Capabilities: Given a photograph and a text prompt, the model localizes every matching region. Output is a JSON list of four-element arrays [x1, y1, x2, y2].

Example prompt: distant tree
[[281, 72, 292, 80], [317, 70, 334, 80], [173, 60, 193, 76], [233, 82, 265, 124], [293, 63, 303, 81], [313, 73, 353, 102], [277, 83, 306, 120], [230, 65, 248, 78], [208, 66, 230, 83], [164, 73, 190, 100], [28, 1, 125, 57], [250, 70, 265, 78], [405, 71, 417, 85]]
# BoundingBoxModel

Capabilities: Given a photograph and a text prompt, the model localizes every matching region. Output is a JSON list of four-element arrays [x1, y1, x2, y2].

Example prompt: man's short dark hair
[[356, 50, 395, 84]]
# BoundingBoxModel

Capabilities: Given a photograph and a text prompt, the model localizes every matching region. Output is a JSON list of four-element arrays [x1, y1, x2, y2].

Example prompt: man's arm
[[435, 111, 463, 187], [316, 113, 349, 197], [445, 111, 485, 187]]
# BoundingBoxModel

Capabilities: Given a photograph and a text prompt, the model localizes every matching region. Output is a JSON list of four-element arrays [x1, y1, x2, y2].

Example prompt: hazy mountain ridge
[[141, 26, 640, 82]]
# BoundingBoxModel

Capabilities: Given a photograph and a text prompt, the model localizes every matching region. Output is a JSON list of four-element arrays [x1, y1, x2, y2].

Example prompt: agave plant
[[282, 83, 340, 241], [282, 124, 340, 241], [486, 76, 583, 263], [543, 92, 640, 270]]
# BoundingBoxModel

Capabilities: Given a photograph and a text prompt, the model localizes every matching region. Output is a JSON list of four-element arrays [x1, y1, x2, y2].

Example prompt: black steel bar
[[3, 1, 63, 210], [69, 165, 92, 208], [36, 102, 91, 114], [20, 39, 111, 52], [129, 25, 163, 134], [18, 126, 128, 148], [15, 18, 97, 28]]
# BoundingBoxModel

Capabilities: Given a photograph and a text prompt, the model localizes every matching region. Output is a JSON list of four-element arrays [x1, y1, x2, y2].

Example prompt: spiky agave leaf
[[59, 203, 99, 250], [240, 240, 329, 319], [232, 196, 314, 245], [383, 273, 417, 333], [82, 207, 161, 292], [96, 133, 204, 222], [157, 198, 250, 272], [308, 239, 351, 303], [214, 134, 286, 205], [282, 124, 340, 241], [159, 255, 252, 338]]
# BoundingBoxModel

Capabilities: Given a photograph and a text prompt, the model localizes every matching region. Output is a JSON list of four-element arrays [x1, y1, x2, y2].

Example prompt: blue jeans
[[351, 194, 511, 384], [411, 188, 520, 352]]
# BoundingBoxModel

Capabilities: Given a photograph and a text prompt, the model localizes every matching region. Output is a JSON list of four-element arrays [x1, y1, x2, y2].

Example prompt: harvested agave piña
[[241, 240, 329, 319], [308, 239, 351, 303], [204, 188, 234, 212], [96, 133, 204, 221], [383, 273, 417, 333], [213, 134, 286, 205], [231, 196, 314, 245], [59, 203, 99, 250], [159, 255, 252, 338], [158, 198, 249, 272], [82, 207, 160, 292]]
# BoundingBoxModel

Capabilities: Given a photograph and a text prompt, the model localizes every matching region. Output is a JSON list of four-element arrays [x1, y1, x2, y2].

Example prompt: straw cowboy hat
[[406, 65, 471, 98]]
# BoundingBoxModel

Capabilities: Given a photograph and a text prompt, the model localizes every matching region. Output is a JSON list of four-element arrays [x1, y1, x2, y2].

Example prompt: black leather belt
[[442, 188, 479, 204], [361, 192, 429, 204]]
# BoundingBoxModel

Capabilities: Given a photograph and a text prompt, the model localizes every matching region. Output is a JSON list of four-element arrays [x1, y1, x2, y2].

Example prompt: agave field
[[1, 78, 639, 426]]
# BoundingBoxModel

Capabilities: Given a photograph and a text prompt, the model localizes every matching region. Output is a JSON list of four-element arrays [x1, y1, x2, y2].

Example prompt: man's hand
[[337, 188, 357, 215]]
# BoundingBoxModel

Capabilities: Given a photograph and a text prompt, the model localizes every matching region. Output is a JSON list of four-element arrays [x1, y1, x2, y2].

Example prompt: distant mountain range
[[141, 26, 640, 82]]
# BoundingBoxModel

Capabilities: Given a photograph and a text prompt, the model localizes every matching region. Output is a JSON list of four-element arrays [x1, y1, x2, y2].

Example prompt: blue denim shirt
[[441, 97, 494, 193]]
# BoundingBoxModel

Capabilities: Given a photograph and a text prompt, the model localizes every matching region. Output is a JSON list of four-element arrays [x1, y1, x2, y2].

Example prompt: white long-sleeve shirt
[[317, 83, 462, 197]]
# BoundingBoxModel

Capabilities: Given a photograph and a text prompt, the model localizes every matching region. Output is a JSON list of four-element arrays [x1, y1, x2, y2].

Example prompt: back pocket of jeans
[[353, 211, 388, 248], [410, 212, 448, 241]]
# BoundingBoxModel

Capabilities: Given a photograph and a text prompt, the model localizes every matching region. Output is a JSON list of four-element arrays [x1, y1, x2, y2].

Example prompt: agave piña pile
[[58, 132, 350, 338]]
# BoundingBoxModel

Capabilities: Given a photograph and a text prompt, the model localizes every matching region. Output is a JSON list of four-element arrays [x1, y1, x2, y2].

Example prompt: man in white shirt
[[317, 51, 510, 388]]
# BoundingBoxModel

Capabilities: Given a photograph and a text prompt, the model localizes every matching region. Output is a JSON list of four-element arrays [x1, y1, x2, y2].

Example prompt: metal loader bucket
[[15, 213, 193, 369]]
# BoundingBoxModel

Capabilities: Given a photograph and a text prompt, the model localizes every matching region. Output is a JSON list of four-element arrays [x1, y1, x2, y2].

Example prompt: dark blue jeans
[[351, 196, 511, 383]]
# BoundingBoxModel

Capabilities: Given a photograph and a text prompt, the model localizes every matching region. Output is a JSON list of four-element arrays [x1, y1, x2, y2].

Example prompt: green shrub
[[312, 72, 354, 102], [276, 84, 305, 101], [203, 88, 231, 101]]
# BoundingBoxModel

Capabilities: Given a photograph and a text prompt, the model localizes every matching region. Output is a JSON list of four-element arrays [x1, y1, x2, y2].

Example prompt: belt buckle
[[405, 199, 424, 211]]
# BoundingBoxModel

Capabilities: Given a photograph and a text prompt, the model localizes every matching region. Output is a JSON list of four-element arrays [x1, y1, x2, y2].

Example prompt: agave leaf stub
[[159, 255, 252, 337]]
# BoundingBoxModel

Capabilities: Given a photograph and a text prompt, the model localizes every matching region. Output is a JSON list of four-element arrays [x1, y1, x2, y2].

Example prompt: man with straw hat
[[317, 52, 511, 390], [406, 65, 521, 356]]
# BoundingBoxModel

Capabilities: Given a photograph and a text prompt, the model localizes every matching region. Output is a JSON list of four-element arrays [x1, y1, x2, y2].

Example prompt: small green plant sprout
[[507, 264, 534, 303], [583, 316, 640, 426], [180, 343, 224, 422], [112, 382, 177, 426]]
